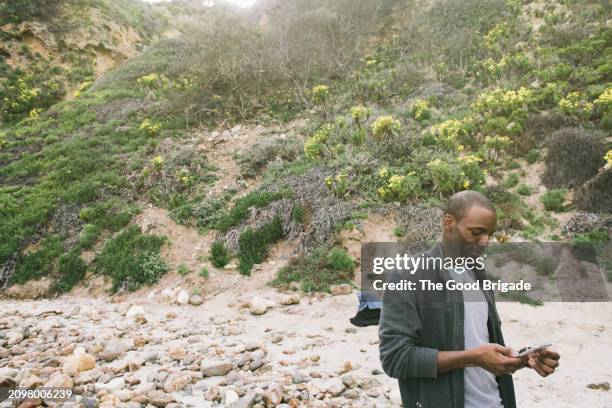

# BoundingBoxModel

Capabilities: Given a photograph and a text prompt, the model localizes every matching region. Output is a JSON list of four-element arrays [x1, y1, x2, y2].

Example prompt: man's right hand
[[473, 343, 527, 376]]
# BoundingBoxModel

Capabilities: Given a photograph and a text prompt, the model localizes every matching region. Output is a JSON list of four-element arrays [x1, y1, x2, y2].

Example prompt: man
[[378, 190, 560, 408]]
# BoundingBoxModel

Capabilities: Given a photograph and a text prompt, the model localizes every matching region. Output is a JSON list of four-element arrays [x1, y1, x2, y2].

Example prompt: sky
[[143, 0, 257, 8]]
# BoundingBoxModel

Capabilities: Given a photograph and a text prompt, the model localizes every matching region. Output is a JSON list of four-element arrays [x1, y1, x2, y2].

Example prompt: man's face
[[443, 205, 497, 258]]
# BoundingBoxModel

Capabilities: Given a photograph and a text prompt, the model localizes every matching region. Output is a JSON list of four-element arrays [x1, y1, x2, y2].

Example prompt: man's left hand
[[527, 347, 560, 377]]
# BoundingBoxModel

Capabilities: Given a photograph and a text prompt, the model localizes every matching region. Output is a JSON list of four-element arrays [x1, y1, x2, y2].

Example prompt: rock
[[44, 372, 73, 388], [63, 352, 96, 376], [176, 290, 190, 305], [99, 393, 121, 407], [189, 295, 204, 306], [161, 288, 174, 301], [200, 360, 233, 377], [314, 378, 345, 397], [289, 281, 301, 291], [249, 297, 274, 315], [61, 358, 80, 377], [95, 377, 125, 393], [126, 305, 144, 319], [225, 389, 239, 405], [113, 389, 134, 402], [168, 347, 186, 360], [232, 391, 257, 408], [341, 374, 357, 389], [99, 339, 129, 362], [264, 384, 283, 406], [358, 376, 382, 390], [345, 327, 357, 334], [292, 371, 310, 384], [146, 390, 175, 407], [337, 361, 353, 374], [329, 284, 352, 296], [279, 294, 300, 305], [163, 374, 192, 393], [7, 331, 24, 345]]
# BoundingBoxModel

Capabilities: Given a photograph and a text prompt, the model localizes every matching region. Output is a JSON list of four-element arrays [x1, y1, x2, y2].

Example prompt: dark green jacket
[[378, 243, 516, 408]]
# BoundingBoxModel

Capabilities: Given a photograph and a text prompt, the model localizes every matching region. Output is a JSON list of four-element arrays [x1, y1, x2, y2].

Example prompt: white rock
[[147, 290, 158, 301], [161, 288, 174, 300], [126, 305, 145, 318], [249, 297, 273, 315], [225, 389, 239, 405], [176, 290, 190, 305], [95, 377, 125, 393]]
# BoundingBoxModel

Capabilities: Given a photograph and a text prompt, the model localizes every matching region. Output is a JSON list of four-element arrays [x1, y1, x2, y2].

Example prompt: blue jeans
[[357, 291, 382, 311]]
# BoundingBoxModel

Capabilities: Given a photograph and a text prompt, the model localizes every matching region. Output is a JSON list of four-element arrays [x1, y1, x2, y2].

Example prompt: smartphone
[[516, 343, 552, 358]]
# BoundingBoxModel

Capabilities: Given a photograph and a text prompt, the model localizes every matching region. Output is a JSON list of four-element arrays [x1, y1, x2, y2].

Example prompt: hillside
[[0, 0, 611, 406]]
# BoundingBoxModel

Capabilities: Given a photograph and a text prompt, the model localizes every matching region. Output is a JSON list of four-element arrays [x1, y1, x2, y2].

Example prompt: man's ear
[[442, 214, 455, 231]]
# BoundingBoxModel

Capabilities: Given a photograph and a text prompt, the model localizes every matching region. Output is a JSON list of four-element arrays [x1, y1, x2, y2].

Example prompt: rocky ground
[[1, 286, 611, 408]]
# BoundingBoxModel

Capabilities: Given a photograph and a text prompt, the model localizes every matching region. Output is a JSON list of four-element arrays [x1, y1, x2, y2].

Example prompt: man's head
[[441, 190, 497, 258]]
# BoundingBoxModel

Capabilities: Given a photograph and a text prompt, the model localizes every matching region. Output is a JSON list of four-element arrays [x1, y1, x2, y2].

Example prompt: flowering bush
[[175, 168, 194, 187], [427, 156, 485, 194], [377, 171, 421, 202], [304, 138, 323, 160], [304, 124, 333, 159], [594, 88, 612, 125], [139, 119, 162, 137], [310, 85, 329, 105], [372, 115, 401, 138], [483, 135, 512, 163], [137, 73, 170, 90], [151, 155, 164, 172], [350, 105, 371, 127], [426, 117, 473, 149], [604, 150, 612, 167], [410, 99, 431, 121], [325, 173, 349, 197], [558, 91, 593, 121], [73, 81, 93, 98], [472, 87, 535, 118]]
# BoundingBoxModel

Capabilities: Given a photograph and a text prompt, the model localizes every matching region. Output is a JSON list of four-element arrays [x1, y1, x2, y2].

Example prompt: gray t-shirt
[[451, 267, 504, 408]]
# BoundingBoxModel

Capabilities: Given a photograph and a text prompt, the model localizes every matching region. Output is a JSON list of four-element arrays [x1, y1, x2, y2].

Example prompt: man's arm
[[378, 272, 439, 379]]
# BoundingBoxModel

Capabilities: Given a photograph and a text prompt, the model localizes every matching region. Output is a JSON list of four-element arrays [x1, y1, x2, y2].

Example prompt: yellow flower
[[372, 116, 401, 138], [604, 150, 612, 167], [463, 179, 471, 189]]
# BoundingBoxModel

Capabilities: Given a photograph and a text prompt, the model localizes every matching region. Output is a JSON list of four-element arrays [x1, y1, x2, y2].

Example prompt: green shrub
[[502, 173, 520, 188], [535, 256, 555, 276], [540, 188, 567, 212], [199, 267, 209, 278], [542, 128, 606, 188], [177, 263, 190, 275], [215, 190, 290, 232], [575, 168, 611, 213], [52, 250, 88, 293], [516, 184, 532, 196], [326, 247, 355, 272], [0, 0, 63, 23], [238, 216, 284, 276], [93, 225, 169, 292], [271, 246, 354, 293], [210, 240, 230, 268], [292, 205, 305, 224], [525, 149, 540, 164], [10, 235, 63, 285]]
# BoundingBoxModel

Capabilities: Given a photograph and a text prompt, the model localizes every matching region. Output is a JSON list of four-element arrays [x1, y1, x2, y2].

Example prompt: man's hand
[[527, 347, 560, 377], [473, 343, 527, 376]]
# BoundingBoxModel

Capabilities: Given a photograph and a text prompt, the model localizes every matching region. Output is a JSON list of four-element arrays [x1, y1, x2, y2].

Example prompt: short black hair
[[442, 190, 496, 221]]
